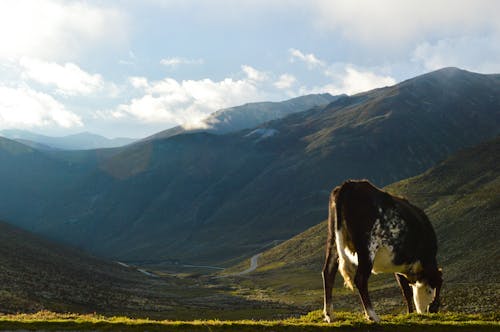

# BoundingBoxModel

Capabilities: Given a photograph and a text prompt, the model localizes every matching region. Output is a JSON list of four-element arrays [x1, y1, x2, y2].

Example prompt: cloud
[[129, 76, 150, 90], [289, 48, 325, 68], [0, 85, 82, 129], [312, 0, 500, 50], [160, 57, 204, 67], [241, 65, 269, 82], [116, 75, 264, 129], [19, 57, 104, 96], [412, 35, 500, 73], [274, 74, 297, 89], [305, 65, 396, 95], [0, 0, 128, 61]]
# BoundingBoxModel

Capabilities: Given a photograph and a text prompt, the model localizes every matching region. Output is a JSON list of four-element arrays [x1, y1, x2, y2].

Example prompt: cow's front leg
[[395, 273, 414, 313], [354, 256, 379, 322], [322, 244, 338, 322]]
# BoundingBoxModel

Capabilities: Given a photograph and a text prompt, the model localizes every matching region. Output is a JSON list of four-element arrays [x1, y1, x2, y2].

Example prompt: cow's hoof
[[365, 309, 380, 323]]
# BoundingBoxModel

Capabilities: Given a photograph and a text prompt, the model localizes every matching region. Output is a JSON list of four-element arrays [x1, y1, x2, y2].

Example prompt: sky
[[0, 0, 499, 138]]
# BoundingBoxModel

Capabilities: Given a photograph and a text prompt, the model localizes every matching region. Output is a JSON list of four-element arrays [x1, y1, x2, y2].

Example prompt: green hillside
[[223, 137, 500, 314]]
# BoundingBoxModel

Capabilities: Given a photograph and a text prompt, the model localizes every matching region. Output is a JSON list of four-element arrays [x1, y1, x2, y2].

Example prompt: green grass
[[0, 310, 498, 332]]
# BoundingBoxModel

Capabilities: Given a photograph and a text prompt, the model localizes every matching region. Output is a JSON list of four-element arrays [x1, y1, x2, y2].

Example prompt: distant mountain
[[1, 68, 499, 268], [0, 129, 135, 150], [240, 137, 499, 314], [143, 93, 340, 141]]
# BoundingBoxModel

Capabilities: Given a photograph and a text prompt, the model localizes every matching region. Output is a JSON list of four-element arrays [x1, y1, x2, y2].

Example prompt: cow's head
[[413, 268, 443, 313]]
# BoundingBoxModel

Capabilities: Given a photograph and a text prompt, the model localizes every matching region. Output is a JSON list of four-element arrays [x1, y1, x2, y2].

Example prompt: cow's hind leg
[[395, 273, 414, 313], [322, 243, 338, 322], [354, 251, 379, 322]]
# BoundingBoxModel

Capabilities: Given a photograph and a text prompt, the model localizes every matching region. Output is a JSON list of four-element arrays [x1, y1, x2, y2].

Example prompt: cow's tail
[[332, 183, 348, 231]]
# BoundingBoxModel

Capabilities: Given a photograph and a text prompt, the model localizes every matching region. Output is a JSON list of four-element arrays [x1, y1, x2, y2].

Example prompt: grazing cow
[[322, 180, 442, 322]]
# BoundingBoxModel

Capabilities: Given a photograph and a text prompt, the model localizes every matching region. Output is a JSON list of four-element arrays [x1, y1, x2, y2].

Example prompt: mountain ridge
[[1, 67, 499, 267], [0, 129, 136, 150], [141, 93, 340, 142]]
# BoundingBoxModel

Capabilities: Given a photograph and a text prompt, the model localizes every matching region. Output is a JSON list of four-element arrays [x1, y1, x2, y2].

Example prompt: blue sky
[[0, 0, 499, 138]]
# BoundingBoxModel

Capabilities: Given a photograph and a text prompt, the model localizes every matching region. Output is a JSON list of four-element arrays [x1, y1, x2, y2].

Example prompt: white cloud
[[274, 74, 297, 89], [19, 57, 104, 96], [0, 85, 82, 129], [305, 65, 396, 96], [160, 57, 204, 67], [412, 35, 500, 73], [0, 0, 127, 61], [241, 65, 269, 82], [312, 0, 500, 50], [289, 48, 325, 68], [129, 76, 150, 90], [117, 75, 263, 129]]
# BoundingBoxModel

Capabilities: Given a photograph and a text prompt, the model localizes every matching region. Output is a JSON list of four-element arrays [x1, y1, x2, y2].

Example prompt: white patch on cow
[[369, 214, 416, 275], [412, 281, 435, 313], [335, 229, 357, 290]]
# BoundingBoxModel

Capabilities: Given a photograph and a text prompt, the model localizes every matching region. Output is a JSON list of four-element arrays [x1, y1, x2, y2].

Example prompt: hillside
[[0, 220, 285, 319], [0, 137, 87, 228], [2, 67, 500, 267], [142, 93, 338, 141], [230, 137, 499, 314]]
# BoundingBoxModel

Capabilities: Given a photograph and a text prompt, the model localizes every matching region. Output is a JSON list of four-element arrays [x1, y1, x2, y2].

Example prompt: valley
[[0, 68, 498, 326]]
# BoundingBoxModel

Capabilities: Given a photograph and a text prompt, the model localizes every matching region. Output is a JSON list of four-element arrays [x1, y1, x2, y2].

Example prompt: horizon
[[0, 1, 499, 138]]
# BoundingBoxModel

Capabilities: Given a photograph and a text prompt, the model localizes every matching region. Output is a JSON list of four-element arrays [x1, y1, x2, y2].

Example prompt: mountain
[[0, 137, 87, 227], [233, 137, 499, 313], [0, 129, 135, 150], [142, 93, 340, 141], [2, 67, 500, 268]]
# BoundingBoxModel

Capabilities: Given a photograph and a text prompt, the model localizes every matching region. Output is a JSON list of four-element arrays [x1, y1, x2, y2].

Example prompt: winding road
[[233, 253, 262, 276]]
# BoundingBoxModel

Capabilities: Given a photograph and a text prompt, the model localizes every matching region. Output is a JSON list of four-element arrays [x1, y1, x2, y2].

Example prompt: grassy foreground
[[0, 310, 498, 332]]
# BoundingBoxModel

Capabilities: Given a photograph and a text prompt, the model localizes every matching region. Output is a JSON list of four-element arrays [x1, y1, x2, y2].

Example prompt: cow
[[322, 180, 442, 322]]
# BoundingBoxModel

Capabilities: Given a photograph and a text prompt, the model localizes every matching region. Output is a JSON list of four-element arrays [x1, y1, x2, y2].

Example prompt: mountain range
[[142, 93, 340, 141], [0, 67, 499, 268], [0, 130, 136, 150]]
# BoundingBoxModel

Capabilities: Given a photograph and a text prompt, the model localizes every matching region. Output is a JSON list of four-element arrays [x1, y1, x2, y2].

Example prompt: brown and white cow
[[322, 180, 442, 322]]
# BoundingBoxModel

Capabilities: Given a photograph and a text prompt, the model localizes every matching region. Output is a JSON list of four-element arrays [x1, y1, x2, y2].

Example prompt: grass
[[0, 310, 498, 332]]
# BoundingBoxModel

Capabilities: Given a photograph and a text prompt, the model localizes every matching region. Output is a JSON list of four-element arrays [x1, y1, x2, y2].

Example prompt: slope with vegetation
[[0, 220, 293, 320], [223, 137, 500, 314]]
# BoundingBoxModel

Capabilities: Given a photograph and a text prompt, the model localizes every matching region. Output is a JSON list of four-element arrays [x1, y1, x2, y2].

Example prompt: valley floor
[[0, 311, 498, 332]]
